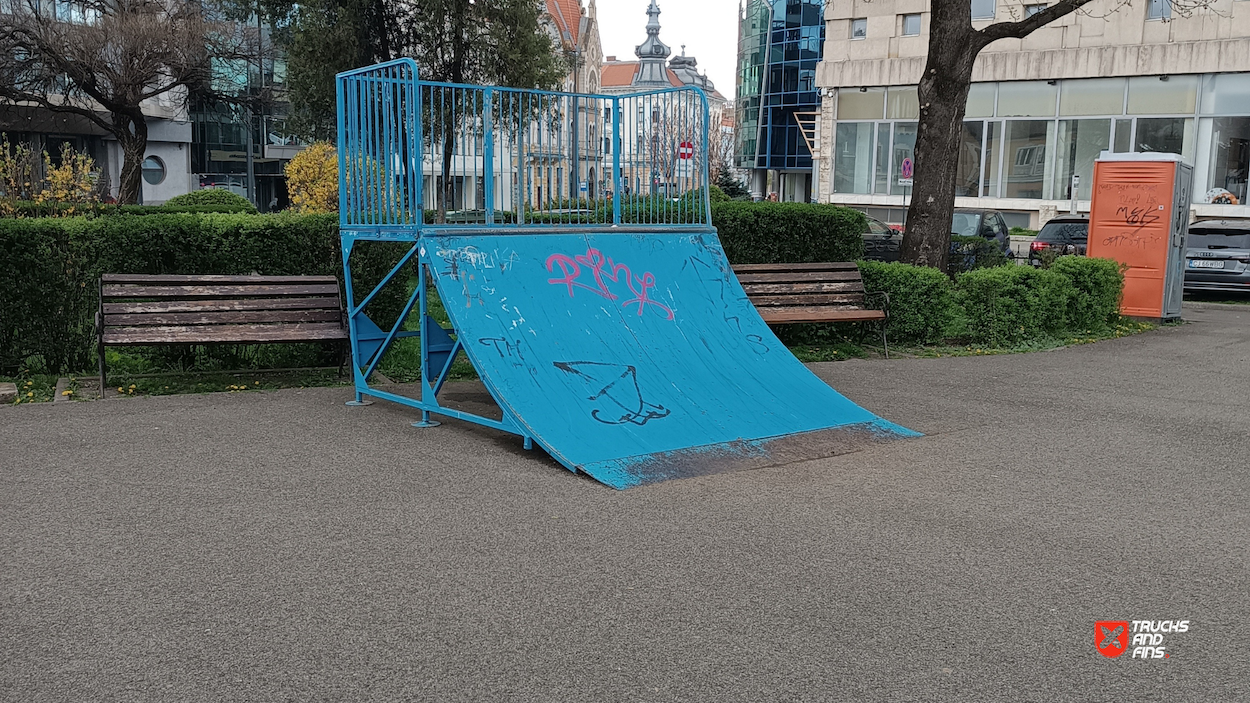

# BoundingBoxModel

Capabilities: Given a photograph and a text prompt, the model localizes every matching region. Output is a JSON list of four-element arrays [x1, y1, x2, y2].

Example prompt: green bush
[[164, 189, 258, 212], [709, 185, 730, 202], [1049, 256, 1124, 332], [858, 261, 957, 345], [0, 213, 407, 374], [955, 265, 1071, 346], [714, 201, 865, 264], [5, 200, 256, 218]]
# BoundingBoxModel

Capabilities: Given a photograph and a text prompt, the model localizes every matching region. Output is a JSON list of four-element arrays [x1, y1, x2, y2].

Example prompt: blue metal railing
[[336, 59, 713, 231]]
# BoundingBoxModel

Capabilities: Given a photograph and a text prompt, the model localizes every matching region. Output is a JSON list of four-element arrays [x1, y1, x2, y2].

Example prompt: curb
[[1182, 301, 1250, 312]]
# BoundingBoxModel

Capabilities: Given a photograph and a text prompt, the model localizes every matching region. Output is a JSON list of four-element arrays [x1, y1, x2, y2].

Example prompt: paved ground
[[3, 306, 1249, 702]]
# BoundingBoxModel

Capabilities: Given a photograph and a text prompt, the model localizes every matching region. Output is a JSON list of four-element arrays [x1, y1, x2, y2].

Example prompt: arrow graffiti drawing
[[553, 361, 670, 426]]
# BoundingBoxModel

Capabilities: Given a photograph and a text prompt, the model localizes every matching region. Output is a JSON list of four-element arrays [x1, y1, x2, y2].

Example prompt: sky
[[596, 0, 741, 100]]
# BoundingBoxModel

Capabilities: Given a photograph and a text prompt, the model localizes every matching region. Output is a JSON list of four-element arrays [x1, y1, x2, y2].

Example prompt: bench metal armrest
[[863, 290, 890, 320]]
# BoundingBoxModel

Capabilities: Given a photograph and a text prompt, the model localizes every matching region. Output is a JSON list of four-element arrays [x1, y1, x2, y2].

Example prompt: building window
[[1052, 119, 1111, 200], [901, 14, 921, 36], [1147, 0, 1171, 20], [1024, 3, 1048, 17], [851, 18, 867, 40], [891, 122, 918, 195], [1203, 117, 1249, 205], [971, 0, 995, 20], [603, 137, 612, 154], [142, 156, 166, 186], [834, 122, 874, 194]]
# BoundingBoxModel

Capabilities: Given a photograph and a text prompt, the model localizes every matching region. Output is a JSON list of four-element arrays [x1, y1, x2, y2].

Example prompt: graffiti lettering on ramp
[[545, 247, 675, 320], [553, 361, 671, 426]]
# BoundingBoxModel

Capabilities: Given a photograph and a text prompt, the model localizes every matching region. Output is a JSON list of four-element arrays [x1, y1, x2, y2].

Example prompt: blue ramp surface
[[425, 231, 918, 488]]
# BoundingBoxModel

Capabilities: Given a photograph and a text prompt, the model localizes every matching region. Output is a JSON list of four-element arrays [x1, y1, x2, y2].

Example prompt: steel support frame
[[340, 229, 534, 448]]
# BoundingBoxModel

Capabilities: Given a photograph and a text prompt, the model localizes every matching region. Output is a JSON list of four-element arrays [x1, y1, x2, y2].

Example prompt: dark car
[[951, 209, 1012, 256], [1184, 220, 1250, 293], [862, 215, 902, 262], [1029, 215, 1089, 266]]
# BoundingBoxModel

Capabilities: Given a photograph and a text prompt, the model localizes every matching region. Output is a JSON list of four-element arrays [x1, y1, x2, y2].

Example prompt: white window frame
[[851, 18, 867, 40], [971, 0, 996, 20], [1147, 0, 1172, 20], [901, 14, 921, 36]]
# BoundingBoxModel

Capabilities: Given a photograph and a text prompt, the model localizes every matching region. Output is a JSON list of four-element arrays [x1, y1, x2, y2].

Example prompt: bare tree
[[0, 0, 256, 203], [901, 0, 1215, 270]]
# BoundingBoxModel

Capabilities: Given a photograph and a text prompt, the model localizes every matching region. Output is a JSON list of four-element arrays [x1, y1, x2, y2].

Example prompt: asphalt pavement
[[3, 305, 1249, 701]]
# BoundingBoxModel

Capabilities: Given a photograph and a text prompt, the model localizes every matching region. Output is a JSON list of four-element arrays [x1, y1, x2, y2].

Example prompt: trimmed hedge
[[0, 213, 407, 374], [955, 265, 1071, 346], [715, 201, 865, 264], [164, 189, 258, 212], [948, 235, 1011, 274], [1049, 256, 1124, 332], [5, 201, 257, 218], [858, 260, 957, 345]]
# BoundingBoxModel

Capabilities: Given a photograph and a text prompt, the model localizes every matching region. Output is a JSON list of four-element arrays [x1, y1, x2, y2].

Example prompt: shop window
[[1199, 74, 1250, 115], [1202, 117, 1248, 204], [887, 86, 920, 120], [955, 122, 984, 197], [997, 81, 1057, 118], [1053, 119, 1111, 200], [983, 121, 1001, 198], [1136, 117, 1193, 160], [874, 124, 891, 194], [1113, 119, 1133, 153], [1059, 78, 1125, 116], [833, 122, 874, 194], [966, 84, 996, 119], [890, 122, 918, 195], [1004, 120, 1051, 199], [837, 88, 885, 120], [1127, 75, 1197, 115]]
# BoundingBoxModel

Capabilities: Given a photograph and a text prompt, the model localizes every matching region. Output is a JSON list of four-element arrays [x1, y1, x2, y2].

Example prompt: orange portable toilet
[[1086, 153, 1192, 321]]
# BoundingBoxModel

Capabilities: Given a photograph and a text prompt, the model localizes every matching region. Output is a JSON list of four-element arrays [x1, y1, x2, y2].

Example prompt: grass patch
[[2, 374, 59, 405], [105, 370, 350, 397], [892, 318, 1155, 357]]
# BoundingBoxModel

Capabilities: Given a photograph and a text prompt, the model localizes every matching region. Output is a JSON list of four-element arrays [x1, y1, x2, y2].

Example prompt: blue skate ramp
[[424, 230, 919, 489]]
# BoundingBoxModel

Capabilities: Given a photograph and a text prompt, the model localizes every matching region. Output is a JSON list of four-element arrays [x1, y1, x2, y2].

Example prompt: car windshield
[[1036, 222, 1088, 244], [951, 212, 982, 237], [865, 219, 892, 235], [1188, 229, 1250, 250]]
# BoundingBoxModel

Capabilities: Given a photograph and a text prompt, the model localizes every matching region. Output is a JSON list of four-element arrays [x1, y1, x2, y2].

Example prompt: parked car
[[1184, 220, 1250, 293], [951, 208, 1013, 256], [1028, 215, 1089, 266], [862, 215, 902, 262]]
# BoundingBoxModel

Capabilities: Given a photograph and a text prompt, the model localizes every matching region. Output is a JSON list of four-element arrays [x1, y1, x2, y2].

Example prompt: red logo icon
[[1096, 621, 1130, 658]]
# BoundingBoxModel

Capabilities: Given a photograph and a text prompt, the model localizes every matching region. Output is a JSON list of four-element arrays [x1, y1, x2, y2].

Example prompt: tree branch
[[977, 0, 1099, 43]]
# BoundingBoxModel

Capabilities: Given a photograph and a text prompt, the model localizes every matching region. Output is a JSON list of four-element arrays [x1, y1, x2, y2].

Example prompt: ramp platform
[[335, 59, 918, 488]]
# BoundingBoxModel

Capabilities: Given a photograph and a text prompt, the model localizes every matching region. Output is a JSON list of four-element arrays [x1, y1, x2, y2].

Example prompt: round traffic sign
[[900, 157, 914, 180], [678, 141, 694, 160]]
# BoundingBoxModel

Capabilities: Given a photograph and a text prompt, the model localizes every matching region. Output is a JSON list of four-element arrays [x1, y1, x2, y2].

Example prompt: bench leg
[[880, 321, 890, 360], [97, 341, 107, 399]]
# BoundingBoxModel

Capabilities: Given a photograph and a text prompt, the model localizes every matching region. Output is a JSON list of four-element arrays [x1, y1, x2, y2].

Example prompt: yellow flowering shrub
[[285, 141, 338, 213], [39, 145, 97, 208]]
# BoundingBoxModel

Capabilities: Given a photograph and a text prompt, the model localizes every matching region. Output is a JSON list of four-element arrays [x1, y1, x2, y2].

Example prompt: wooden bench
[[96, 274, 348, 389], [732, 262, 890, 357]]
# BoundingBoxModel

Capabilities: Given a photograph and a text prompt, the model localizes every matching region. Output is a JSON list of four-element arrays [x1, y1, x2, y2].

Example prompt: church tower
[[633, 1, 671, 86]]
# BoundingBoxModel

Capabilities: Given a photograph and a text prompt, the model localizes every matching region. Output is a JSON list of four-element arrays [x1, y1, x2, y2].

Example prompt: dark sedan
[[1028, 215, 1088, 266], [862, 215, 902, 262], [1184, 220, 1250, 294]]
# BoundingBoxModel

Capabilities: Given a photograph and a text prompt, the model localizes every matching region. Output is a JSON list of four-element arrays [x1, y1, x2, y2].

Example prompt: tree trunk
[[899, 0, 987, 271], [113, 113, 149, 205]]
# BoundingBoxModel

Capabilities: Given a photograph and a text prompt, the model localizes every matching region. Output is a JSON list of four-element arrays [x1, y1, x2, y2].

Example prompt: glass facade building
[[830, 73, 1250, 222], [735, 0, 825, 201]]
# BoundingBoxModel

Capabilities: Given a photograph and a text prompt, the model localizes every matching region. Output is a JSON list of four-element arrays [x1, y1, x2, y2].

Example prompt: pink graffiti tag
[[545, 247, 675, 320]]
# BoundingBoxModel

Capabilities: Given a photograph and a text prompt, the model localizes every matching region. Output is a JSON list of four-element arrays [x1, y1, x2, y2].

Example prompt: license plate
[[1189, 259, 1225, 269]]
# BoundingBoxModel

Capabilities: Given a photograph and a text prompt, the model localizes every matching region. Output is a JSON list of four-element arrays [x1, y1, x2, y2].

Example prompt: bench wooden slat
[[735, 271, 863, 284], [103, 297, 342, 315], [747, 293, 866, 307], [732, 262, 859, 273], [102, 284, 340, 299], [101, 274, 338, 284], [102, 323, 348, 345], [740, 281, 864, 295], [104, 310, 342, 327], [756, 307, 886, 324]]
